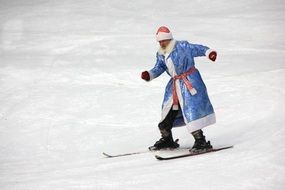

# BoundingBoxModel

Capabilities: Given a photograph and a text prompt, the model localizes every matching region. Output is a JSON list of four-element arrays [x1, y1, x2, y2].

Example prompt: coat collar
[[157, 40, 176, 56]]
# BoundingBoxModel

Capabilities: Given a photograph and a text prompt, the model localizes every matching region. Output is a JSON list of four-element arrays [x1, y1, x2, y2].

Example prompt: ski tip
[[217, 145, 234, 150], [210, 145, 234, 152], [155, 155, 163, 160], [102, 152, 112, 158]]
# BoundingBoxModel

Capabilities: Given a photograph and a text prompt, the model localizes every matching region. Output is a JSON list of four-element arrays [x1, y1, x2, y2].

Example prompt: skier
[[141, 26, 217, 153]]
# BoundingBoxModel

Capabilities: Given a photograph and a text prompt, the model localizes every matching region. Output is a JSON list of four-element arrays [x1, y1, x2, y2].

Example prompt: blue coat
[[149, 40, 216, 132]]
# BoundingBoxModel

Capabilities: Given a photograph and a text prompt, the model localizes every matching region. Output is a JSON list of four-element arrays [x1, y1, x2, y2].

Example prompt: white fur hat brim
[[156, 32, 173, 42]]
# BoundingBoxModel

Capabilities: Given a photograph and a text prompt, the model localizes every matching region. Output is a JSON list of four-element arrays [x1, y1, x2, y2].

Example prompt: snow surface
[[0, 0, 285, 189]]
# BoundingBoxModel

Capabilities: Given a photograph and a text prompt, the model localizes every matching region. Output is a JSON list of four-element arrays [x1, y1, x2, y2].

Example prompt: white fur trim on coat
[[148, 71, 155, 81], [186, 113, 216, 133]]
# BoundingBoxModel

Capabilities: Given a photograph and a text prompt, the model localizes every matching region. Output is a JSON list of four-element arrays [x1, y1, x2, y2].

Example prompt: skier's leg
[[158, 108, 179, 138], [149, 107, 179, 150]]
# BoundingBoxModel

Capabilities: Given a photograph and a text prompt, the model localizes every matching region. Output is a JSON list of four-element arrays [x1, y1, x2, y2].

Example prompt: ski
[[103, 139, 183, 158], [103, 148, 190, 158], [155, 145, 234, 160], [103, 147, 197, 159], [103, 150, 148, 158]]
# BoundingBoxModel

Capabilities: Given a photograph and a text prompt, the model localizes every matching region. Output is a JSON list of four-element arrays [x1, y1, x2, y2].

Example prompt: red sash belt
[[172, 67, 197, 110]]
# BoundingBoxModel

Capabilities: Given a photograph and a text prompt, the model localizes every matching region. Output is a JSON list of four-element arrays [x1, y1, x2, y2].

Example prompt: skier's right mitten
[[141, 71, 150, 81]]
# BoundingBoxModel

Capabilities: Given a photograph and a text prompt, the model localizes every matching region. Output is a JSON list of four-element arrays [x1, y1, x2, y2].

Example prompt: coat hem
[[186, 113, 216, 133]]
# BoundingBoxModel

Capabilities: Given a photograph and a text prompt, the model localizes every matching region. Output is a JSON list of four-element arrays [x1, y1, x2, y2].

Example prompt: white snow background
[[0, 0, 285, 189]]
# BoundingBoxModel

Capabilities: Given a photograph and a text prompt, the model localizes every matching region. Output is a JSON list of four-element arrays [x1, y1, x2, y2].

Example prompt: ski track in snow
[[0, 0, 285, 189]]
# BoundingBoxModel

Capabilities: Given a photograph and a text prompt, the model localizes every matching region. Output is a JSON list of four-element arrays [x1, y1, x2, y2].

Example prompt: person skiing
[[141, 26, 217, 153]]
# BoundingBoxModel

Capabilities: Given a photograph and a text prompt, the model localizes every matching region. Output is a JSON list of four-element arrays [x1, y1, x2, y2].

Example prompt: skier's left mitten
[[141, 71, 150, 81], [209, 51, 217, 62]]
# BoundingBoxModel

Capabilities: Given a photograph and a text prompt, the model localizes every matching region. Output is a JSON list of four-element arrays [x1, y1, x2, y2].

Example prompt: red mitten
[[209, 51, 217, 62], [141, 71, 150, 81]]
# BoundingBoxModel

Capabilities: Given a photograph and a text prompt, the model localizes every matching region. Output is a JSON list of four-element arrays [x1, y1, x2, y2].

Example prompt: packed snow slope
[[0, 0, 285, 189]]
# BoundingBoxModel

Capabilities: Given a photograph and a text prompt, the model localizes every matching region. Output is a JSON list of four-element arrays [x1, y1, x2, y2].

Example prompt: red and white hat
[[156, 26, 173, 42]]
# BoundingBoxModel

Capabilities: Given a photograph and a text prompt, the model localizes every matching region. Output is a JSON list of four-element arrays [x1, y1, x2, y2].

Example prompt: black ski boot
[[149, 137, 179, 151], [149, 129, 179, 151], [190, 130, 212, 153]]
